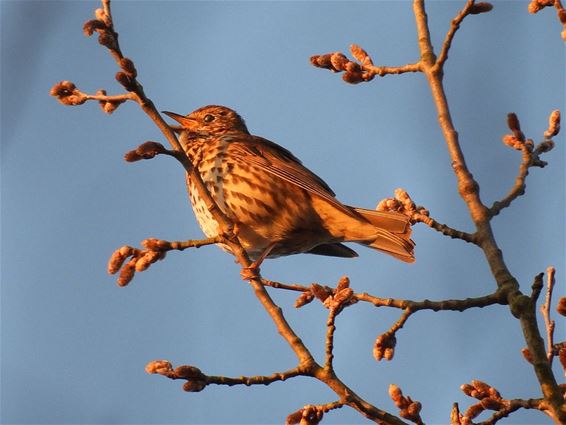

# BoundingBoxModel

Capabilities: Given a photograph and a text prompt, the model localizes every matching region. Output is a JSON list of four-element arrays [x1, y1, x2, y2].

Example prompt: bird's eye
[[203, 114, 215, 123]]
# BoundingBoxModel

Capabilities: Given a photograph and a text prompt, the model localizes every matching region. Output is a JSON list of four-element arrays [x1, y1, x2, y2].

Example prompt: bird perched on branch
[[163, 105, 415, 267]]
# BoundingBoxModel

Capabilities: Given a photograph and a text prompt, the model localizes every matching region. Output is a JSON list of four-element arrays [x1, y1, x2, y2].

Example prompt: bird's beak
[[162, 111, 197, 129]]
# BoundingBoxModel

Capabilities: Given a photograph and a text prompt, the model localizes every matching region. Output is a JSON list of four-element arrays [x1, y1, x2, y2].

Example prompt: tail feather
[[368, 229, 415, 263], [351, 206, 412, 236], [349, 207, 415, 263]]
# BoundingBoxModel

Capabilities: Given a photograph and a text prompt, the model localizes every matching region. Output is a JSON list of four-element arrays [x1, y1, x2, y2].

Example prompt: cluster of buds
[[455, 380, 507, 422], [388, 384, 422, 423], [528, 0, 566, 41], [107, 243, 166, 286], [50, 81, 87, 106], [310, 44, 375, 84], [528, 0, 555, 13], [115, 57, 138, 92], [502, 111, 558, 164], [373, 331, 396, 361], [376, 188, 429, 224], [286, 405, 323, 425], [145, 360, 207, 392], [84, 8, 139, 92], [124, 141, 168, 162], [83, 7, 114, 45], [297, 277, 356, 312]]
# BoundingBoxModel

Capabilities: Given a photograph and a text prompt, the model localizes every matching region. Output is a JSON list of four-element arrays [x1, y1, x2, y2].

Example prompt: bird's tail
[[350, 207, 415, 263]]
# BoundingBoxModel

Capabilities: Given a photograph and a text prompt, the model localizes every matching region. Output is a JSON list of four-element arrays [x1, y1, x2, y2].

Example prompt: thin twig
[[435, 0, 475, 70], [489, 143, 549, 218], [325, 308, 339, 370], [476, 398, 544, 425], [541, 267, 556, 363], [206, 368, 305, 387], [356, 290, 505, 312], [142, 236, 224, 252], [261, 278, 310, 292], [412, 212, 477, 243], [367, 62, 422, 77]]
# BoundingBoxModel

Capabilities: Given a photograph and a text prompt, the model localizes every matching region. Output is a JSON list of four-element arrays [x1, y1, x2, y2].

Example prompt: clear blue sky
[[1, 1, 564, 424]]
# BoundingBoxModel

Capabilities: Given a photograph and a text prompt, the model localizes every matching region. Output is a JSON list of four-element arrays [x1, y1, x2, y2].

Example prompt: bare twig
[[541, 267, 557, 363], [489, 111, 558, 218], [286, 401, 346, 425], [261, 278, 310, 293], [325, 308, 339, 370], [435, 1, 493, 70], [146, 360, 305, 391], [357, 290, 505, 312], [389, 384, 423, 425]]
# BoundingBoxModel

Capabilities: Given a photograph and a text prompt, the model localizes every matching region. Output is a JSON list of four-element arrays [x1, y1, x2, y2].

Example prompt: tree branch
[[541, 267, 557, 364], [412, 1, 565, 420]]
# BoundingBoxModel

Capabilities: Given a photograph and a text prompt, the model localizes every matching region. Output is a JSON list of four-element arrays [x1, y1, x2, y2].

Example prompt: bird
[[162, 105, 415, 268]]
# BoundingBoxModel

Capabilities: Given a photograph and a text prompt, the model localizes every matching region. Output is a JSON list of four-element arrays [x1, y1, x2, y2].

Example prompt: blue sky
[[1, 1, 564, 424]]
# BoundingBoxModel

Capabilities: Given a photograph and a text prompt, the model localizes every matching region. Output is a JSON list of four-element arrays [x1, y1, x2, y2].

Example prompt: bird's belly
[[186, 163, 338, 259]]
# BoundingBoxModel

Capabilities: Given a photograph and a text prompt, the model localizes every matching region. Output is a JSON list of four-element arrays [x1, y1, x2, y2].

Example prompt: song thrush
[[163, 105, 415, 264]]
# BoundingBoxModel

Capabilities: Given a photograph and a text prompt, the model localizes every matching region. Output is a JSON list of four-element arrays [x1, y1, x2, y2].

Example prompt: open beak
[[162, 111, 197, 129]]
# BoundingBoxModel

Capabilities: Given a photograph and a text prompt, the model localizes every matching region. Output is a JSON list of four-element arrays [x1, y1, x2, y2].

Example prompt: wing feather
[[227, 136, 359, 218]]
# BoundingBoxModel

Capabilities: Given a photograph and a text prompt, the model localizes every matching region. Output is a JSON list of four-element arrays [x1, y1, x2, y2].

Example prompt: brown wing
[[228, 135, 360, 218]]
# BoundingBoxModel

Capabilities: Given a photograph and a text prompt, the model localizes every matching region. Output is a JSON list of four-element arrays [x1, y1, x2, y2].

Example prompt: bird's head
[[163, 105, 249, 135]]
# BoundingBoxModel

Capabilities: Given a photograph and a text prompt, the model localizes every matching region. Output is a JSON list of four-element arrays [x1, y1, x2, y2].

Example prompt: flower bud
[[83, 19, 106, 36], [310, 284, 331, 302], [145, 359, 173, 375], [294, 291, 314, 308], [310, 54, 333, 70], [336, 276, 350, 291], [115, 71, 135, 91], [480, 397, 504, 410], [175, 365, 204, 380], [388, 384, 403, 403], [120, 57, 137, 78], [182, 380, 206, 392], [464, 403, 483, 419], [544, 110, 561, 138], [117, 262, 135, 286], [342, 72, 365, 84], [350, 44, 373, 66], [107, 246, 134, 274], [556, 297, 566, 316], [98, 32, 116, 50], [469, 2, 493, 14], [330, 52, 348, 71]]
